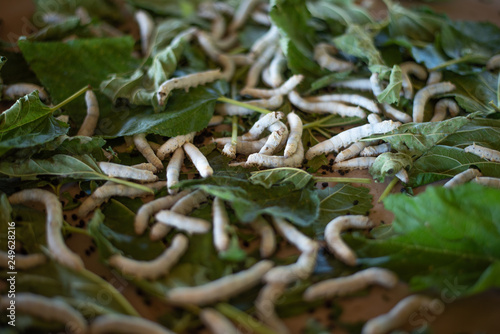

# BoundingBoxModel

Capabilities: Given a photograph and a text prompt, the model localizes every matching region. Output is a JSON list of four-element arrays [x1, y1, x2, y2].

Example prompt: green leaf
[[249, 167, 313, 190], [25, 17, 82, 42], [370, 152, 413, 182], [440, 118, 500, 149], [33, 0, 121, 21], [334, 25, 384, 66], [375, 64, 402, 104], [0, 193, 12, 225]]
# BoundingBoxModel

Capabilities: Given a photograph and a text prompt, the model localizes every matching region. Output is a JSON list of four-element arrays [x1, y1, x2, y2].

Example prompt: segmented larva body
[[134, 9, 155, 55], [367, 113, 382, 124], [251, 10, 272, 26], [426, 71, 443, 85], [255, 283, 289, 334], [334, 141, 376, 163], [413, 82, 455, 123], [284, 112, 303, 158], [132, 162, 159, 173], [0, 252, 46, 269], [200, 308, 241, 334], [55, 114, 70, 123], [430, 98, 460, 122], [134, 190, 189, 235], [214, 33, 239, 51], [222, 143, 237, 159], [109, 234, 188, 280], [155, 210, 211, 234], [183, 142, 214, 178], [9, 189, 84, 271], [242, 111, 284, 140], [216, 95, 283, 115], [486, 54, 500, 70], [330, 78, 373, 91], [0, 293, 87, 334], [395, 168, 409, 183], [214, 136, 270, 155], [244, 43, 278, 89], [360, 143, 392, 157], [464, 143, 500, 162], [362, 295, 440, 334], [370, 72, 384, 97], [259, 121, 289, 155], [324, 215, 376, 266], [383, 103, 412, 123], [314, 43, 354, 72], [400, 61, 428, 99], [267, 50, 287, 88], [250, 25, 280, 57], [210, 14, 226, 41], [272, 217, 315, 253], [246, 140, 304, 168], [157, 69, 223, 106], [157, 132, 195, 160], [443, 168, 482, 188], [196, 30, 222, 62], [132, 134, 164, 170], [212, 197, 230, 252], [305, 120, 401, 160], [241, 74, 305, 98], [305, 93, 380, 114], [332, 157, 376, 170], [288, 91, 366, 118], [77, 89, 99, 136], [228, 0, 261, 33], [208, 115, 224, 126], [166, 260, 274, 306], [263, 243, 318, 284], [303, 268, 399, 301], [472, 176, 500, 188], [250, 216, 276, 258], [166, 147, 185, 194], [90, 314, 175, 334], [3, 83, 49, 101], [98, 162, 159, 182], [217, 54, 236, 81]]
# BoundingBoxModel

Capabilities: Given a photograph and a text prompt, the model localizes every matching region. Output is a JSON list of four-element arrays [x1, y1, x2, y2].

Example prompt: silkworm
[[288, 91, 366, 118], [284, 112, 303, 158], [132, 133, 164, 170], [148, 140, 162, 153], [400, 61, 428, 99], [0, 293, 87, 334], [3, 83, 48, 101], [259, 121, 288, 155], [244, 43, 278, 89], [241, 74, 305, 98], [166, 260, 274, 305], [108, 234, 188, 280], [362, 295, 440, 334], [255, 283, 289, 334], [443, 168, 482, 188], [395, 168, 409, 183], [77, 89, 99, 136], [0, 252, 46, 269], [332, 157, 376, 170], [216, 95, 283, 115], [472, 176, 500, 188], [155, 210, 211, 234], [412, 82, 455, 123], [263, 243, 318, 284], [183, 142, 214, 178], [98, 161, 159, 182], [250, 216, 276, 258], [166, 147, 185, 194], [430, 98, 460, 122], [214, 136, 269, 155], [9, 189, 84, 271], [324, 215, 376, 266], [383, 103, 412, 123], [200, 308, 240, 334], [157, 69, 223, 106], [228, 0, 261, 33], [132, 162, 158, 173], [464, 143, 500, 162], [367, 113, 382, 124], [217, 54, 236, 81], [222, 143, 237, 159], [330, 78, 373, 91], [208, 115, 224, 126], [246, 140, 304, 168], [267, 50, 287, 87], [55, 114, 69, 123], [360, 143, 392, 157], [314, 43, 354, 72], [272, 217, 315, 253], [250, 25, 280, 57], [214, 33, 239, 51], [134, 190, 189, 235], [334, 141, 377, 163], [90, 314, 175, 334], [486, 54, 500, 70], [426, 71, 443, 85], [242, 111, 284, 140], [196, 30, 222, 62], [157, 132, 195, 160], [212, 197, 230, 252], [303, 268, 399, 301], [135, 9, 155, 55], [305, 93, 380, 114], [251, 10, 272, 26], [370, 72, 384, 97], [305, 120, 401, 160], [210, 14, 226, 41]]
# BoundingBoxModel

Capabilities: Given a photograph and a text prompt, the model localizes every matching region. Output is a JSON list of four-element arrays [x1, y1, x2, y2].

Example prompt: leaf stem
[[303, 114, 337, 129], [217, 96, 270, 114], [378, 177, 399, 203], [63, 223, 89, 236], [314, 176, 372, 184], [215, 303, 276, 334], [103, 177, 155, 194], [429, 55, 486, 72], [231, 115, 238, 145], [50, 85, 90, 112], [313, 127, 332, 139]]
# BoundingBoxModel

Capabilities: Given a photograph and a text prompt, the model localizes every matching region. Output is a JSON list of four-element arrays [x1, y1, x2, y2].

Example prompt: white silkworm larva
[[200, 308, 241, 334], [222, 142, 237, 159], [217, 54, 236, 82], [443, 168, 482, 188], [330, 78, 372, 91], [212, 197, 230, 252], [214, 33, 239, 51], [214, 136, 269, 155], [98, 161, 159, 182], [132, 133, 164, 170], [324, 215, 376, 266], [196, 30, 222, 62], [0, 293, 87, 334], [134, 190, 189, 235], [334, 141, 376, 163], [259, 121, 288, 155], [367, 113, 382, 124], [3, 83, 48, 101], [383, 103, 412, 123], [430, 98, 460, 122], [250, 25, 280, 57], [208, 115, 224, 126], [148, 141, 162, 152], [464, 143, 500, 162], [486, 54, 500, 70], [166, 147, 185, 194], [284, 112, 303, 158], [360, 143, 392, 157], [77, 89, 99, 136], [472, 176, 500, 188], [0, 252, 46, 269], [306, 93, 380, 114], [183, 142, 214, 178], [216, 95, 283, 115], [157, 132, 195, 160], [261, 66, 273, 88], [90, 314, 175, 334], [210, 14, 226, 41], [244, 43, 278, 89], [241, 74, 305, 99], [9, 189, 84, 271], [263, 243, 318, 284], [251, 10, 272, 26], [132, 162, 158, 173], [362, 295, 440, 334], [108, 234, 188, 280], [166, 260, 274, 305], [242, 111, 284, 140], [250, 216, 276, 258], [332, 157, 376, 170], [267, 50, 287, 88], [426, 71, 443, 85], [272, 216, 315, 253], [55, 115, 70, 123], [303, 268, 399, 301], [306, 120, 401, 160], [246, 140, 304, 168], [288, 91, 366, 118], [370, 72, 384, 97], [157, 69, 223, 105], [255, 283, 289, 334], [228, 0, 261, 33], [155, 210, 211, 234], [400, 61, 428, 99], [314, 43, 354, 72], [135, 9, 155, 55], [395, 168, 409, 183], [413, 82, 455, 123]]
